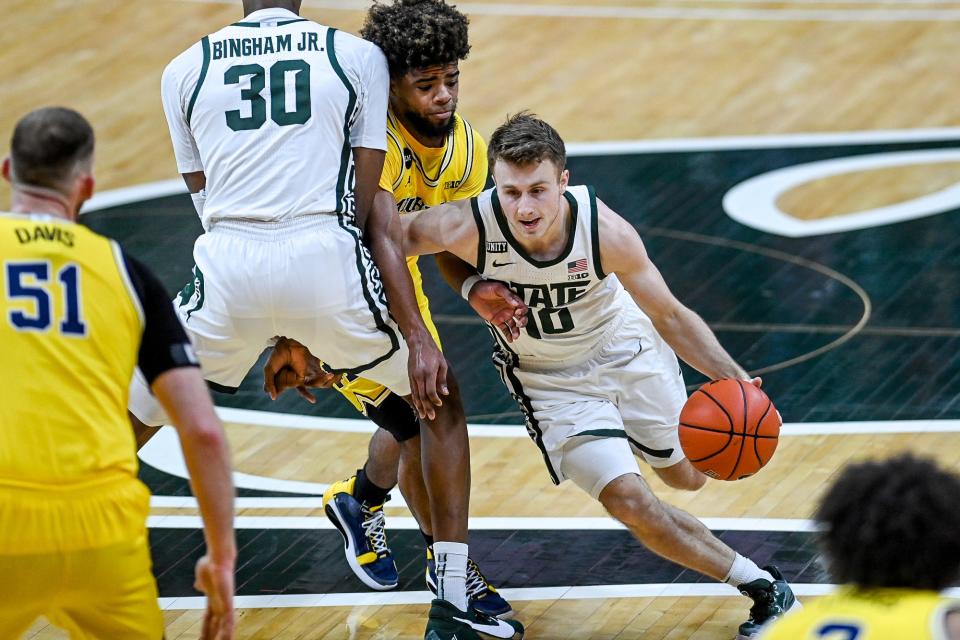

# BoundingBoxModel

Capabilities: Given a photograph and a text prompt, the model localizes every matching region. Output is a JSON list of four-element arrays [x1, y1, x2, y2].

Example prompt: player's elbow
[[180, 419, 229, 453], [650, 304, 687, 337]]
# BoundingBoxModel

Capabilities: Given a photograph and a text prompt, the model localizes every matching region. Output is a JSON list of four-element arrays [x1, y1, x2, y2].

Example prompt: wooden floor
[[7, 0, 960, 638]]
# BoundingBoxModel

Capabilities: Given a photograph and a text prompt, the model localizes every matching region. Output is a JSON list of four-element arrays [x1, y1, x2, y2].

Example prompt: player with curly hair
[[760, 454, 960, 639], [267, 0, 525, 632]]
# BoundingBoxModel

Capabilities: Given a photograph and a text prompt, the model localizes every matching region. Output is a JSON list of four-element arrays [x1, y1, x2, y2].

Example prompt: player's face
[[493, 159, 570, 242], [390, 63, 460, 142]]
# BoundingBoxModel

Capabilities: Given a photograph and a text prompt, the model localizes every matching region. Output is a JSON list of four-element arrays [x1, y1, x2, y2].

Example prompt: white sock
[[724, 553, 775, 587], [434, 541, 469, 611]]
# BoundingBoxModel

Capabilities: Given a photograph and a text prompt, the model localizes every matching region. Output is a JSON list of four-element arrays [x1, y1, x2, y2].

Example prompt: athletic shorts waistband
[[207, 212, 343, 239]]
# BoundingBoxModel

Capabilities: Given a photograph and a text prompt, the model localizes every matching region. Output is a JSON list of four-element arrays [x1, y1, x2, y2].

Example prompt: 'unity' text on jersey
[[472, 184, 657, 369]]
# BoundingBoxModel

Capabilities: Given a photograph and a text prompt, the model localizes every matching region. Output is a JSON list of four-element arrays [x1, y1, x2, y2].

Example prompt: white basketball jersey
[[161, 8, 388, 229], [473, 184, 651, 368]]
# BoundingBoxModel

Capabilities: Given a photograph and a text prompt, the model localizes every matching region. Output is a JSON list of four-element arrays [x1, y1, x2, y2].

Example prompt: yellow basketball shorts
[[0, 532, 162, 639], [334, 300, 442, 415]]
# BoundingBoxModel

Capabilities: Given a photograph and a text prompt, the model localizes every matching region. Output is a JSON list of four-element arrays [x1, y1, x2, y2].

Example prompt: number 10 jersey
[[472, 184, 655, 370]]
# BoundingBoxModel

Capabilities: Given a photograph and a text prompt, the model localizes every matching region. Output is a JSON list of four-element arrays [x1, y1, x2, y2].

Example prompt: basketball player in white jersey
[[267, 113, 800, 639], [129, 3, 522, 638]]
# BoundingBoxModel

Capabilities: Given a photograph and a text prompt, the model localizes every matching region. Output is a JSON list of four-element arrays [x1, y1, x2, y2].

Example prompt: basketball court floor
[[5, 0, 960, 638]]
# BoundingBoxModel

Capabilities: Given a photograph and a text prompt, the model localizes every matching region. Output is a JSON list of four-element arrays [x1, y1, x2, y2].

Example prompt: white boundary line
[[210, 409, 960, 437], [146, 513, 820, 531], [167, 0, 960, 22], [159, 583, 960, 610]]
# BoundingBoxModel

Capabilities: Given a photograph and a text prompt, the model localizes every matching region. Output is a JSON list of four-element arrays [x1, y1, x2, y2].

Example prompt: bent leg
[[599, 472, 734, 580]]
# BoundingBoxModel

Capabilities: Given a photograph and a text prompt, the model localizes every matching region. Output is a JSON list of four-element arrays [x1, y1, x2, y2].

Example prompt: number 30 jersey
[[161, 7, 388, 229], [472, 184, 653, 369]]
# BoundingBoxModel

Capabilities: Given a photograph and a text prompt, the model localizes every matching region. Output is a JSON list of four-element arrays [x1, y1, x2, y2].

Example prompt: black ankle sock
[[421, 531, 434, 549], [354, 467, 391, 506]]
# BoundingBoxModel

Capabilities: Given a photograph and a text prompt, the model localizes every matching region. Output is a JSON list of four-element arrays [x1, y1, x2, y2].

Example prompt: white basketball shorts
[[129, 214, 410, 426], [495, 316, 687, 499]]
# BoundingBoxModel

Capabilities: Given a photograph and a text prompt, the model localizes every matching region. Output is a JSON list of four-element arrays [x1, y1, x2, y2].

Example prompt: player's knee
[[599, 475, 666, 531], [366, 394, 421, 442]]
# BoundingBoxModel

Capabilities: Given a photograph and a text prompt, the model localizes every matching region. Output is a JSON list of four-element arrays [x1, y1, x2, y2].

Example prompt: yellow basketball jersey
[[380, 109, 488, 320], [760, 588, 959, 639], [332, 112, 488, 414], [0, 212, 149, 554]]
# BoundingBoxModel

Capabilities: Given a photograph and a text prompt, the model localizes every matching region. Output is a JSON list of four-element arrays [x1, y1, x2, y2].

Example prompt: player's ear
[[559, 168, 570, 192], [78, 173, 95, 205], [1, 157, 11, 184]]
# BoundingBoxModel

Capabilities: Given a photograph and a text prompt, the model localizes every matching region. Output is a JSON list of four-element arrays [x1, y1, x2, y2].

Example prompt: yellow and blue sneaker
[[424, 598, 524, 640], [426, 547, 513, 618], [322, 476, 398, 591]]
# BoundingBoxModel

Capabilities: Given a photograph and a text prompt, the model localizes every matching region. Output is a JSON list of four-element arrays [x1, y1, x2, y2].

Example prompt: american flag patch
[[567, 258, 588, 274]]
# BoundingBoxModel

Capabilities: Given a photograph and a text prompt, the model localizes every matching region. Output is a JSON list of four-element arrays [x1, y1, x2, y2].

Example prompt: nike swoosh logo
[[451, 616, 515, 638], [492, 260, 514, 267]]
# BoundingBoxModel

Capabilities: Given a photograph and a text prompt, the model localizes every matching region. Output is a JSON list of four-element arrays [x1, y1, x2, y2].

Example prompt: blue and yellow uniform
[[759, 588, 960, 639], [0, 212, 197, 639], [333, 110, 488, 415]]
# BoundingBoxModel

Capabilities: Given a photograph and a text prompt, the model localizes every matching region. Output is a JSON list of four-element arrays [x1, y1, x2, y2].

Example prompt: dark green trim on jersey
[[325, 27, 401, 371], [495, 356, 559, 485], [186, 36, 211, 126], [491, 189, 579, 268], [572, 428, 675, 459], [588, 185, 606, 279], [471, 197, 487, 271], [232, 18, 308, 27], [326, 28, 355, 217]]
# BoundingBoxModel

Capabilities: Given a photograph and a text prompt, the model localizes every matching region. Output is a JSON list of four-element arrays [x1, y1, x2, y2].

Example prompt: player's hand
[[262, 337, 336, 404], [194, 555, 235, 640], [467, 279, 528, 342], [406, 331, 448, 421], [748, 377, 762, 388]]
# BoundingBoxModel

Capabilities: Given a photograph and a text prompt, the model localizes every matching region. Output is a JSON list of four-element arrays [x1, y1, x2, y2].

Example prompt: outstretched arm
[[435, 253, 528, 342], [401, 198, 478, 259], [598, 199, 751, 382]]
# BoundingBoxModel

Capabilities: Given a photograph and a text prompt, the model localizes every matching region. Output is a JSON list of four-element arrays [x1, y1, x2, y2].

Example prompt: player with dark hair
[[266, 112, 800, 639], [0, 107, 235, 639], [266, 0, 521, 619], [138, 1, 523, 638], [761, 454, 960, 639]]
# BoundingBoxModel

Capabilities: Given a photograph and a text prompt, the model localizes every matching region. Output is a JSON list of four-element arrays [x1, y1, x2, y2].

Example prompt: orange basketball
[[678, 379, 781, 481]]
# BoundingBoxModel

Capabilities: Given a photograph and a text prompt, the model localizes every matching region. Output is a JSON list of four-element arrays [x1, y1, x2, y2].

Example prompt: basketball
[[678, 379, 781, 481]]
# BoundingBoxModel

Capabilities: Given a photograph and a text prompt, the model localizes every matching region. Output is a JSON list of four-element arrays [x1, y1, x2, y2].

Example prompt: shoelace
[[465, 558, 490, 597], [361, 506, 390, 556]]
